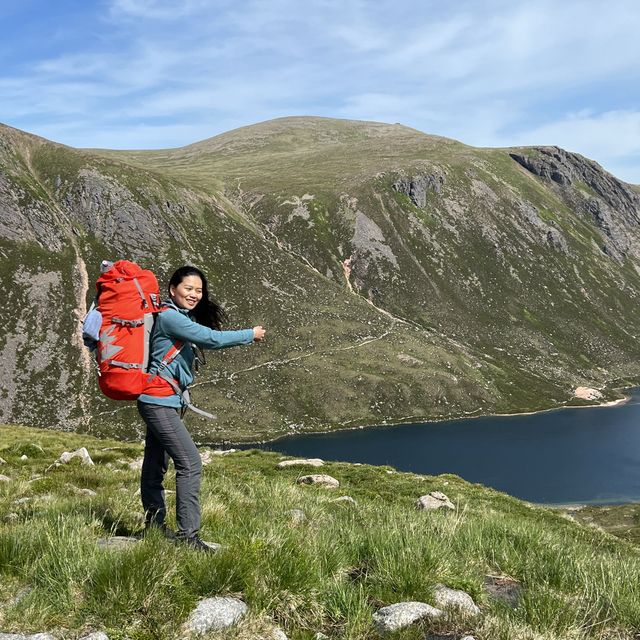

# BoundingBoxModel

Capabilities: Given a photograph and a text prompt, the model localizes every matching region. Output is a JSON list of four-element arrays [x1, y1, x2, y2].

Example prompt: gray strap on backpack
[[156, 372, 217, 420]]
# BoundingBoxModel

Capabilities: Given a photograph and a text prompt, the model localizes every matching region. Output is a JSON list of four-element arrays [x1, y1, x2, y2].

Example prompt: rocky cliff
[[1, 117, 639, 442]]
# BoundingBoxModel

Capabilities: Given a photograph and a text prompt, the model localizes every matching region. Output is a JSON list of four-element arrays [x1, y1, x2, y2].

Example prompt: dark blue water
[[257, 389, 640, 504]]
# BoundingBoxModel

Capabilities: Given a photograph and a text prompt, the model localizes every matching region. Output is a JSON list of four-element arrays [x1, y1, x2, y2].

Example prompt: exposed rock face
[[574, 387, 603, 401], [393, 171, 446, 207], [511, 146, 640, 260]]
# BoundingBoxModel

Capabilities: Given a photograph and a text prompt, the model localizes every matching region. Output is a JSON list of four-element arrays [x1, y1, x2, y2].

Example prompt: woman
[[137, 265, 265, 551]]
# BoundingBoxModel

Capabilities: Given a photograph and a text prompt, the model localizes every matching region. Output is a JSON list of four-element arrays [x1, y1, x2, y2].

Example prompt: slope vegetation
[[1, 117, 640, 441]]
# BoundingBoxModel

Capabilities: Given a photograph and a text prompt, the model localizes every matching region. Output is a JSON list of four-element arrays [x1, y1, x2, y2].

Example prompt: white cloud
[[108, 0, 214, 20]]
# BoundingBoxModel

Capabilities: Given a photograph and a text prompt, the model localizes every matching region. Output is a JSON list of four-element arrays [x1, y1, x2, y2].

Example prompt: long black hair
[[168, 265, 228, 330]]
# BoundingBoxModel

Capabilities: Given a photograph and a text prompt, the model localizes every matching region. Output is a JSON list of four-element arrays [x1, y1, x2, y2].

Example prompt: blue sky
[[2, 0, 640, 183]]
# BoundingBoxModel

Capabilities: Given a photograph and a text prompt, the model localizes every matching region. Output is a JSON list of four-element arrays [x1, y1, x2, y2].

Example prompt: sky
[[2, 0, 640, 183]]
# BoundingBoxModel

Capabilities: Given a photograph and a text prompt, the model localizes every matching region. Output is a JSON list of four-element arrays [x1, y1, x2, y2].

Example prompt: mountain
[[1, 116, 640, 442]]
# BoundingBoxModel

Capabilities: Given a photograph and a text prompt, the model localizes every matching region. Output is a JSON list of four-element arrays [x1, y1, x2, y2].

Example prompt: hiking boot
[[144, 521, 177, 540], [177, 535, 221, 553]]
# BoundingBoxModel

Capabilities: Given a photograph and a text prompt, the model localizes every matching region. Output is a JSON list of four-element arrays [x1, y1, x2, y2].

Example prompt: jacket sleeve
[[160, 309, 255, 349]]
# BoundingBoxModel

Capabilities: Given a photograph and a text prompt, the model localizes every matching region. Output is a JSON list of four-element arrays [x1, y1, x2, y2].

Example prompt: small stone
[[0, 475, 10, 482], [314, 634, 329, 640], [297, 474, 339, 489], [212, 448, 236, 456], [4, 513, 19, 522], [20, 455, 28, 461], [416, 491, 455, 511], [96, 536, 139, 549], [433, 584, 480, 616], [0, 457, 6, 464], [183, 596, 247, 635], [13, 497, 31, 504], [372, 601, 443, 633], [128, 457, 144, 470], [332, 496, 357, 506], [79, 488, 97, 497], [59, 447, 94, 466], [277, 458, 324, 468]]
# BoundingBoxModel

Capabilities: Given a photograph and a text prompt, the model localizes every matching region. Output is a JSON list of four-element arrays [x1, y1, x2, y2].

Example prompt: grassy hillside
[[1, 424, 640, 639], [2, 117, 640, 441]]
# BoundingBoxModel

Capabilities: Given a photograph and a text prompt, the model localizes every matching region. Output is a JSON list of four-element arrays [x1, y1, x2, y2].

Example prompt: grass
[[1, 424, 640, 639]]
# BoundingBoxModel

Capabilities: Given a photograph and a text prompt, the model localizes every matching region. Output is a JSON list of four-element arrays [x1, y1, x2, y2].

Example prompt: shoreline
[[228, 389, 634, 447]]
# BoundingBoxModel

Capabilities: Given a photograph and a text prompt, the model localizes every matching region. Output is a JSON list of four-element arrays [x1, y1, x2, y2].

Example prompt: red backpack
[[93, 260, 167, 400], [84, 260, 215, 418]]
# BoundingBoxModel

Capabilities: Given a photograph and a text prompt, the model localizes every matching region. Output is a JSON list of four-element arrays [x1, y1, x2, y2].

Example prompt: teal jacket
[[138, 304, 254, 408]]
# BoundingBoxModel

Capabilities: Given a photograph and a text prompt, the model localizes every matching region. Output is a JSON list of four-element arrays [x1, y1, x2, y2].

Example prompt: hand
[[252, 325, 266, 341]]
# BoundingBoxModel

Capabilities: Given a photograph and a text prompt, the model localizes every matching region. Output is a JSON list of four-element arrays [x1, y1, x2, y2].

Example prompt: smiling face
[[169, 274, 203, 311]]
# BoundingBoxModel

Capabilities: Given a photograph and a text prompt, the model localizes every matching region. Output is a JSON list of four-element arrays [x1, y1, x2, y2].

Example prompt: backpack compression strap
[[149, 340, 217, 420]]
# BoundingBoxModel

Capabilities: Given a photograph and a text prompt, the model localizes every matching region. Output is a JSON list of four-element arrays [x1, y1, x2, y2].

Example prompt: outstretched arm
[[160, 309, 260, 349]]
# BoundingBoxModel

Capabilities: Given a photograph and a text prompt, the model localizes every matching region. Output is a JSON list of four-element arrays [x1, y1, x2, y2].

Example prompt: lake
[[256, 389, 640, 504]]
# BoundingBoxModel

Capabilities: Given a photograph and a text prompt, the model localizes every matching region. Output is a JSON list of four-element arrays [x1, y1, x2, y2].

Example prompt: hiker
[[137, 265, 265, 551]]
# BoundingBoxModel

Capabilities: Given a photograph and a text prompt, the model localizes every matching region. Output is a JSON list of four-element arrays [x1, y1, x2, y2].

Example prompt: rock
[[4, 513, 19, 523], [288, 509, 307, 525], [297, 474, 339, 489], [277, 458, 324, 468], [79, 633, 109, 640], [314, 634, 329, 640], [20, 455, 28, 461], [483, 574, 522, 608], [0, 457, 6, 464], [372, 601, 443, 634], [393, 171, 445, 208], [574, 387, 603, 401], [332, 496, 357, 506], [96, 536, 139, 549], [200, 449, 237, 465], [416, 491, 455, 511], [78, 488, 97, 497], [0, 634, 55, 640], [13, 497, 30, 504], [183, 596, 247, 635], [433, 584, 480, 616], [0, 475, 11, 482], [128, 457, 144, 470], [59, 447, 94, 466]]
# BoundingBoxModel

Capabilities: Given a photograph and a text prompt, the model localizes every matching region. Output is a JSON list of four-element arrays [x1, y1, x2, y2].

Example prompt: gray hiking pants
[[137, 401, 202, 538]]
